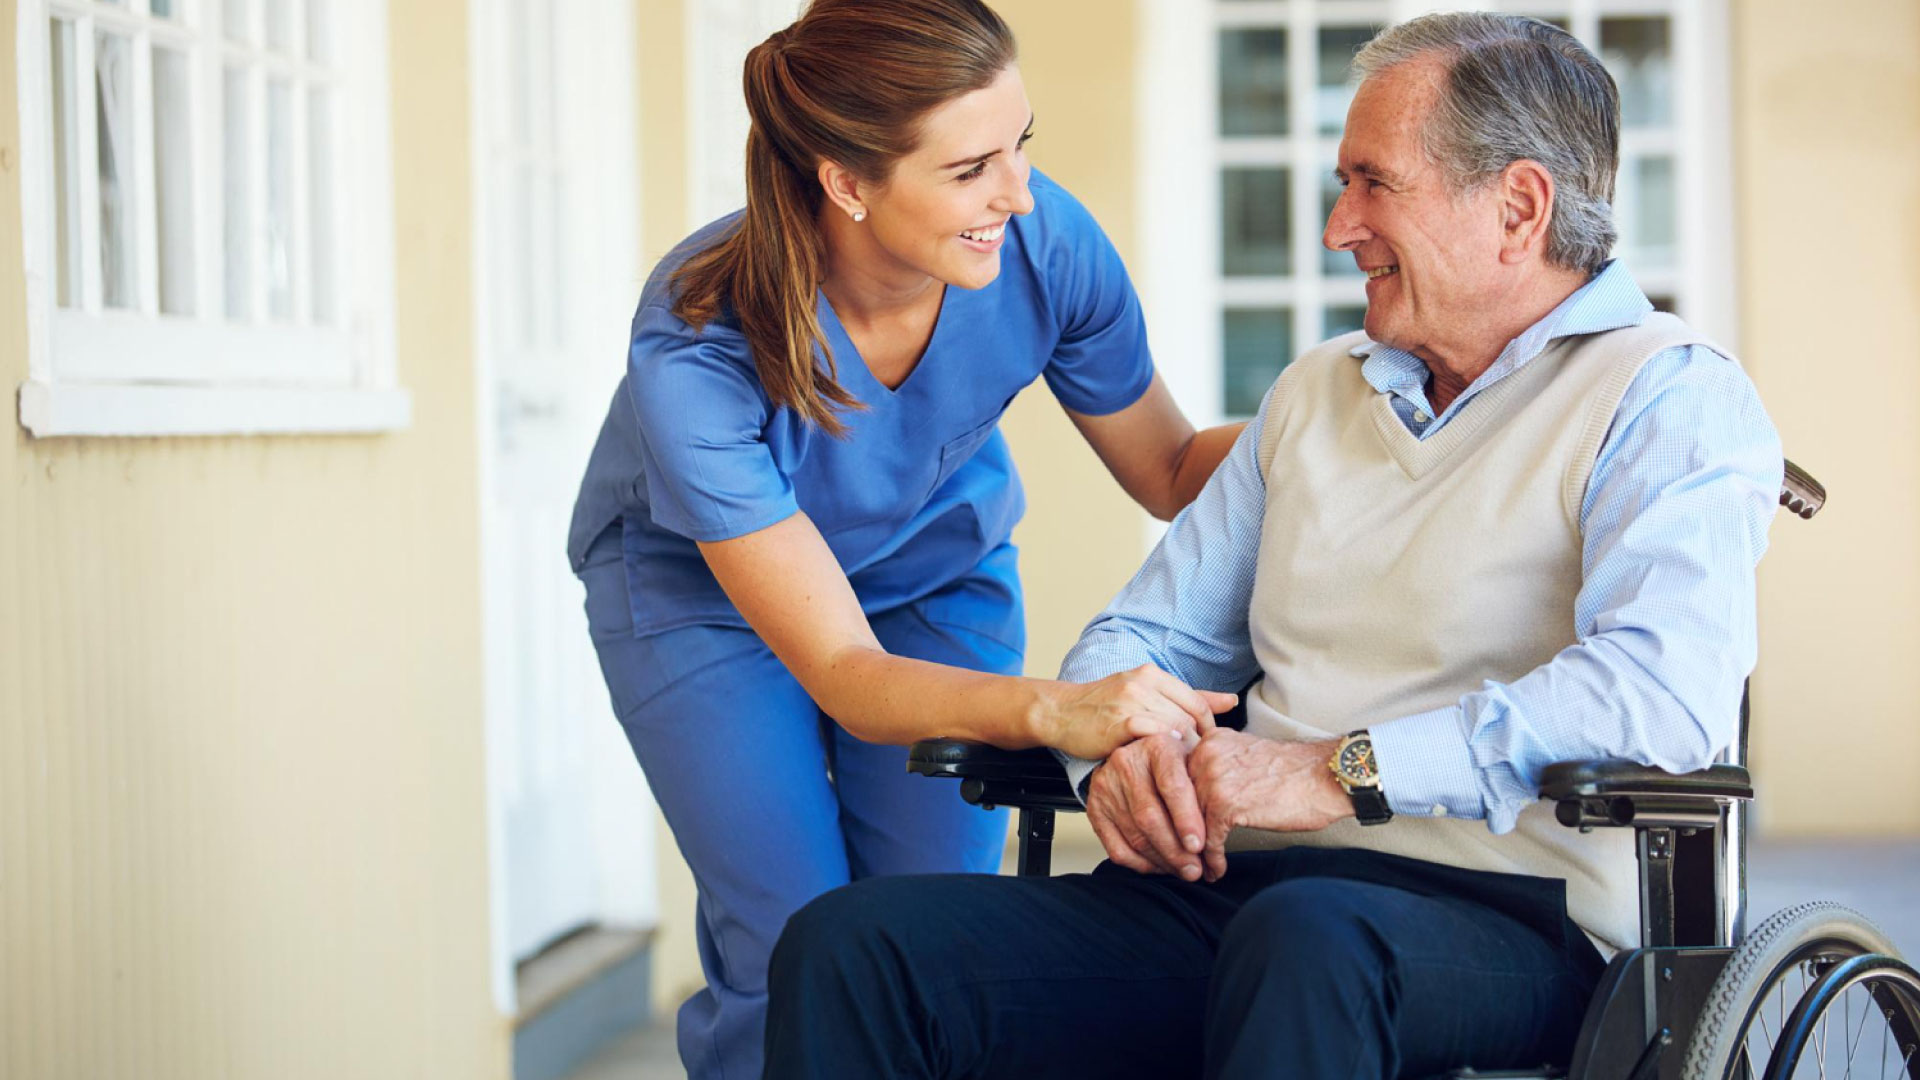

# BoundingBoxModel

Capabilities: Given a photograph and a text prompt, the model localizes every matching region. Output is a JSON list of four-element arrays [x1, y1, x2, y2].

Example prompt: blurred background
[[3, 0, 1915, 1077]]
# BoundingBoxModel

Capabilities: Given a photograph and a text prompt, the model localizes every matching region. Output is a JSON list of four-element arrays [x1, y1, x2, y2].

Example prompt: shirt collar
[[1353, 260, 1654, 399]]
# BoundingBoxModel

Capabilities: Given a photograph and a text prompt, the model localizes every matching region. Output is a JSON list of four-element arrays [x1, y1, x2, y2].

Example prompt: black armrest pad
[[907, 738, 1080, 811], [1539, 758, 1753, 802], [907, 739, 1070, 783]]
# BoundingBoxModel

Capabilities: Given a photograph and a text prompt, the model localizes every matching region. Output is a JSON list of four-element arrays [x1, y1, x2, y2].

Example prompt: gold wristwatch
[[1329, 730, 1393, 825]]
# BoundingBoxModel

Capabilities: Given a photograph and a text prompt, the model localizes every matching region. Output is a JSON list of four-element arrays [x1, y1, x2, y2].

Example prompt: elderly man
[[762, 12, 1782, 1080]]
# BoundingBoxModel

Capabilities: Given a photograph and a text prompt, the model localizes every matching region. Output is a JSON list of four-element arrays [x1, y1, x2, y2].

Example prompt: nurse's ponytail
[[671, 0, 1017, 437]]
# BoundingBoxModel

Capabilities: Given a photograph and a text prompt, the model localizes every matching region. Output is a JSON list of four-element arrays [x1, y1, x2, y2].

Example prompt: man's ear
[[1498, 159, 1556, 264], [817, 159, 868, 221]]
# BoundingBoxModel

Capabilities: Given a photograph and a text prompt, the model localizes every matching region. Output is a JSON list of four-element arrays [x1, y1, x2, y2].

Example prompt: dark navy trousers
[[764, 847, 1607, 1080]]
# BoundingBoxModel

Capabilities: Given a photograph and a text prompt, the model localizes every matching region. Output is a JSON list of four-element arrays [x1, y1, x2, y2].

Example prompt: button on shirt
[[1059, 262, 1783, 833]]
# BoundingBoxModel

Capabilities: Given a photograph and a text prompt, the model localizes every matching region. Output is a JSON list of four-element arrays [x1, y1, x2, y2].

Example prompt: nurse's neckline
[[819, 279, 954, 395]]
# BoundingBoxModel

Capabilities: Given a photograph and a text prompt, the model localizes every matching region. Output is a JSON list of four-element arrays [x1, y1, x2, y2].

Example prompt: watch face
[[1337, 737, 1378, 785]]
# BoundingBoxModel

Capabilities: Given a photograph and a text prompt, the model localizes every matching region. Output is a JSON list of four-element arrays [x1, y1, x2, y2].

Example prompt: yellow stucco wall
[[1740, 0, 1920, 833], [0, 2, 509, 1076], [995, 0, 1148, 690]]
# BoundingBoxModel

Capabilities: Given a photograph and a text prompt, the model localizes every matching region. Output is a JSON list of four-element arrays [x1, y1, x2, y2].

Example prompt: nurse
[[568, 1, 1244, 1076]]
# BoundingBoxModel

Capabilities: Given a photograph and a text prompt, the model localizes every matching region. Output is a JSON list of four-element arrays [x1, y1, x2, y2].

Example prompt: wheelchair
[[910, 461, 1920, 1080]]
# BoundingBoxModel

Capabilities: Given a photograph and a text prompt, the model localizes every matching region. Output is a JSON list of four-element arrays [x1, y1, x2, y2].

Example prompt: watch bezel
[[1330, 731, 1381, 790]]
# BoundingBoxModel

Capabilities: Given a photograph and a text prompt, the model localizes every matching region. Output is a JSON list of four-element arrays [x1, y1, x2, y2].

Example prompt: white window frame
[[1138, 0, 1735, 429], [15, 0, 405, 437]]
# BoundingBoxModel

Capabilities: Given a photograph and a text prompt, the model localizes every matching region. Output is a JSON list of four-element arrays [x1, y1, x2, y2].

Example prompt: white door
[[688, 0, 806, 224], [472, 0, 655, 1013]]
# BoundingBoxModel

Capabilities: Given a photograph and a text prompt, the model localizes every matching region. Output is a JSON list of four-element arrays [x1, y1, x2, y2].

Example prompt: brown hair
[[670, 0, 1018, 436]]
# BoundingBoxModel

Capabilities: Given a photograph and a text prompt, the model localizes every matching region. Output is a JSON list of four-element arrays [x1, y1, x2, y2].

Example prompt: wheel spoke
[[1820, 988, 1833, 1080], [1844, 985, 1872, 1076], [1881, 999, 1896, 1068]]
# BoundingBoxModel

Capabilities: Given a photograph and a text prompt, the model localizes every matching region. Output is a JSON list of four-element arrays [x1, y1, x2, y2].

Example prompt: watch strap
[[1348, 784, 1393, 826]]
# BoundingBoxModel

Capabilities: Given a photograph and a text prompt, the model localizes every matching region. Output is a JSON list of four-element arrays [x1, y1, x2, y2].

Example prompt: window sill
[[17, 379, 413, 437]]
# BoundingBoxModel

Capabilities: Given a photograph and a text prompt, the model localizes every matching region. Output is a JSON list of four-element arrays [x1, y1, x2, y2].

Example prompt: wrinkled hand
[[1042, 664, 1239, 761], [1187, 729, 1353, 881], [1085, 732, 1209, 881]]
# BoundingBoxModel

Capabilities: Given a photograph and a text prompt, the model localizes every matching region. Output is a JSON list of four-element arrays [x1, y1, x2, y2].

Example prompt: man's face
[[1323, 60, 1508, 358]]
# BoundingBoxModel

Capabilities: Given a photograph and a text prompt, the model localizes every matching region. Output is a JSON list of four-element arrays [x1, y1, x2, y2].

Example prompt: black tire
[[1682, 901, 1919, 1080]]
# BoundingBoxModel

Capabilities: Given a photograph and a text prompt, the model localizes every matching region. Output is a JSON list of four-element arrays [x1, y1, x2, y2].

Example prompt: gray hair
[[1352, 13, 1620, 274]]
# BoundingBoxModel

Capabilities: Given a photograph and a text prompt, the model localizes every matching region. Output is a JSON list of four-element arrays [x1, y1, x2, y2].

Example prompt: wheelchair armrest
[[1540, 758, 1753, 830], [907, 739, 1084, 813], [1782, 458, 1826, 519]]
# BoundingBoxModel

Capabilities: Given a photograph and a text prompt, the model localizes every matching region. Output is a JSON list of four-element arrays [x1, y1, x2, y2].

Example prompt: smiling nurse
[[566, 1, 1243, 1076]]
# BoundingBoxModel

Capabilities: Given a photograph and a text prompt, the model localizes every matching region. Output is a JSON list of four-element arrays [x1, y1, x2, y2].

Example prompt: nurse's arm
[[1065, 374, 1248, 522], [696, 511, 1236, 756]]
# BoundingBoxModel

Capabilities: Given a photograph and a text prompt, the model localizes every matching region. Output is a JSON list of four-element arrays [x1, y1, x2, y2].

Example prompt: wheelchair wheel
[[1683, 901, 1920, 1080]]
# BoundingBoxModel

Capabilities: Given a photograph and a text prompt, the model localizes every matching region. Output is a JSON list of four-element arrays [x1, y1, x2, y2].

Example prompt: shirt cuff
[[1053, 749, 1102, 807], [1368, 706, 1483, 822]]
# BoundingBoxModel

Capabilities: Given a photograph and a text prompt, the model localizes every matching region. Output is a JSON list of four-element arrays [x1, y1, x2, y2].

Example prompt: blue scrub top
[[567, 169, 1154, 640]]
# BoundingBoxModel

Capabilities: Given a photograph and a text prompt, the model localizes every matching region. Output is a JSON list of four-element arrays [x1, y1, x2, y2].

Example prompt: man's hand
[[1085, 732, 1208, 881], [1187, 729, 1354, 881]]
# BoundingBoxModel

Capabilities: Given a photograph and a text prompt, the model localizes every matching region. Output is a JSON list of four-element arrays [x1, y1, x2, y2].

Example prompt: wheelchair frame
[[908, 461, 1920, 1080]]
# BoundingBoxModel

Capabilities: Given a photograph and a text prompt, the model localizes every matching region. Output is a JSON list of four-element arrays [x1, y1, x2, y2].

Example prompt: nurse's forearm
[[1167, 422, 1248, 512], [801, 645, 1061, 747], [801, 646, 1225, 758], [699, 512, 1221, 754]]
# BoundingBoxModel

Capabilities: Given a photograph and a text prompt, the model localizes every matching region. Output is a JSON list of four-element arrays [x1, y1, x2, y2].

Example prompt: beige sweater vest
[[1231, 314, 1723, 955]]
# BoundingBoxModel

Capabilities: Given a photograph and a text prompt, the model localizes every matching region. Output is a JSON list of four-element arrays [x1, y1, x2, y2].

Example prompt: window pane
[[266, 0, 293, 52], [1319, 164, 1359, 277], [223, 65, 252, 318], [306, 0, 331, 63], [1631, 155, 1676, 268], [154, 47, 196, 315], [49, 18, 78, 308], [1600, 17, 1671, 129], [1220, 27, 1287, 137], [1222, 167, 1290, 277], [1317, 26, 1373, 135], [266, 78, 295, 320], [308, 88, 335, 323], [151, 0, 177, 17], [95, 31, 135, 310], [1325, 304, 1367, 340], [1224, 308, 1292, 417]]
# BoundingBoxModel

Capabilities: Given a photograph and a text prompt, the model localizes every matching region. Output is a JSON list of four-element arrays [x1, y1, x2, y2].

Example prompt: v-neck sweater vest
[[1233, 313, 1726, 955]]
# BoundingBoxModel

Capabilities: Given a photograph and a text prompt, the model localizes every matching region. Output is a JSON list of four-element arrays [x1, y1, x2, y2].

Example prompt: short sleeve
[[1032, 176, 1156, 416], [625, 309, 799, 542]]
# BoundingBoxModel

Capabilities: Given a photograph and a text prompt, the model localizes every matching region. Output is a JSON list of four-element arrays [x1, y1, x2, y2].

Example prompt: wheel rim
[[1745, 953, 1920, 1080], [1722, 937, 1879, 1080]]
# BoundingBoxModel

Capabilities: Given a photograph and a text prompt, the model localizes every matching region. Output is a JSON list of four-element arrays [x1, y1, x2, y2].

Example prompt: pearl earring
[[852, 210, 867, 223]]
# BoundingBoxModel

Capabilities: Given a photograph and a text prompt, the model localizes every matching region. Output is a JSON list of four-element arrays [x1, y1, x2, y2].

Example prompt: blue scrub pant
[[577, 533, 1013, 1080], [765, 848, 1606, 1080]]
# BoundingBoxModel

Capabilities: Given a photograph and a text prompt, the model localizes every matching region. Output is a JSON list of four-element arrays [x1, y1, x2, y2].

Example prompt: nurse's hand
[[1038, 664, 1238, 760]]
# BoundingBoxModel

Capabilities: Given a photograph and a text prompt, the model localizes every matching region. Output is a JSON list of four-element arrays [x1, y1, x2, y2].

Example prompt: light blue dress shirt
[[1058, 261, 1784, 834]]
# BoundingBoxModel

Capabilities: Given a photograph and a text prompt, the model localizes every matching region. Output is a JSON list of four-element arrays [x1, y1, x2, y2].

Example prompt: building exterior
[[2, 0, 1913, 1076]]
